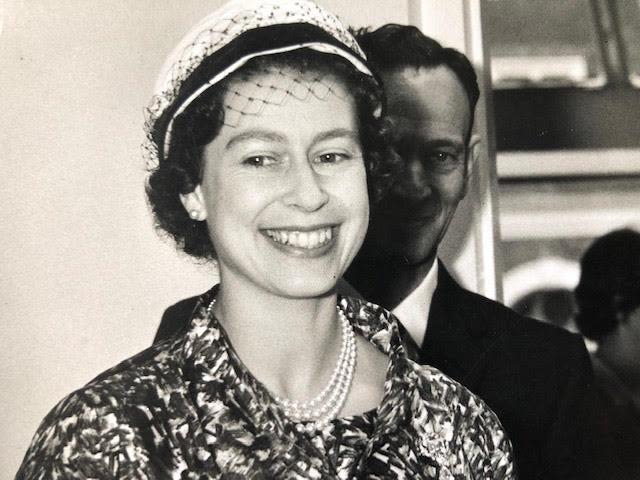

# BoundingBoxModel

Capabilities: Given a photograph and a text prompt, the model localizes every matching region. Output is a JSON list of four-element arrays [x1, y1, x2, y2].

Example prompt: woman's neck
[[213, 275, 342, 401]]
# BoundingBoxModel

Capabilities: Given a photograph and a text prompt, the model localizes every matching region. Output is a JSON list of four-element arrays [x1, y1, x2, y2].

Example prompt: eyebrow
[[311, 128, 359, 144], [225, 130, 286, 150], [225, 128, 359, 150], [417, 138, 465, 153]]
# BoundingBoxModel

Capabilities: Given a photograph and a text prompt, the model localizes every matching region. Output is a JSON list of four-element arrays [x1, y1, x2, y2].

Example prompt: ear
[[462, 133, 481, 197], [179, 185, 208, 221]]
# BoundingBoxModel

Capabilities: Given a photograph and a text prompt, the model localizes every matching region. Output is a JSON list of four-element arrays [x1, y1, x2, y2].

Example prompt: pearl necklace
[[206, 298, 357, 432]]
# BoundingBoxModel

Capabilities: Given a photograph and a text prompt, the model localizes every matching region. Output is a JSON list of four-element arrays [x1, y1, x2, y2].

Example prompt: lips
[[264, 226, 334, 250]]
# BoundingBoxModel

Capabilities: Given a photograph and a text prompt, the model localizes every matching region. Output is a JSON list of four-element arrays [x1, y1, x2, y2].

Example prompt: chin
[[378, 241, 437, 267], [276, 282, 337, 299], [268, 271, 339, 299], [403, 252, 436, 266], [403, 240, 438, 264], [402, 228, 440, 262]]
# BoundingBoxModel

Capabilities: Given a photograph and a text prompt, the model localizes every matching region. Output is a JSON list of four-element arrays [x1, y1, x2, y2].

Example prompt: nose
[[395, 157, 432, 200], [282, 159, 330, 212]]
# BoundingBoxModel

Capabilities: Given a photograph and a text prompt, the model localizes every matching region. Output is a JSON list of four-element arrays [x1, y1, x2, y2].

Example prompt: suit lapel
[[420, 262, 497, 390]]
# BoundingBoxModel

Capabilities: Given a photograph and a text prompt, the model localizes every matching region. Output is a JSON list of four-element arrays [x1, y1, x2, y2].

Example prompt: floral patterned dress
[[16, 287, 515, 479]]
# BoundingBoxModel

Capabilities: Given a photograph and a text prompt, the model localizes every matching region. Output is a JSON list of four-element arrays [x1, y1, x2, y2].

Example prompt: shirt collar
[[392, 260, 439, 348]]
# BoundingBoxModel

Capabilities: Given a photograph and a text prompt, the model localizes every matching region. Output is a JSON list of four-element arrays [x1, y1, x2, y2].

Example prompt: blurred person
[[15, 2, 515, 478], [344, 25, 593, 480], [575, 228, 640, 478], [513, 288, 576, 330]]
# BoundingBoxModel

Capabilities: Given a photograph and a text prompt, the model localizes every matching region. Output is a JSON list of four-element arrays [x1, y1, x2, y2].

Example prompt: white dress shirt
[[392, 261, 439, 348]]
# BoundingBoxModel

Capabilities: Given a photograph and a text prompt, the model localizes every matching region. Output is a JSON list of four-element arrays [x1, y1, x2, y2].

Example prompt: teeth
[[309, 231, 318, 247], [266, 227, 334, 249]]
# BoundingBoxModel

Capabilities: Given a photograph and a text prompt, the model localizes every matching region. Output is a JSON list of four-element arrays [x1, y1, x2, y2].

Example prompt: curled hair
[[574, 228, 640, 341], [146, 49, 397, 260]]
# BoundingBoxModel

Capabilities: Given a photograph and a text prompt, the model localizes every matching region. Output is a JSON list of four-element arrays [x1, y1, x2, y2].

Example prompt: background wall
[[0, 1, 409, 476]]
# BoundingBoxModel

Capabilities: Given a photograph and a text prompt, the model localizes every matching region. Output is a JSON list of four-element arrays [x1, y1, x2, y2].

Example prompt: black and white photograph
[[2, 1, 640, 478]]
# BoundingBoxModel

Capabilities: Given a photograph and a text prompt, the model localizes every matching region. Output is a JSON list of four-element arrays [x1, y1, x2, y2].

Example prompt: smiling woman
[[15, 1, 514, 478], [153, 51, 376, 300], [189, 68, 368, 298]]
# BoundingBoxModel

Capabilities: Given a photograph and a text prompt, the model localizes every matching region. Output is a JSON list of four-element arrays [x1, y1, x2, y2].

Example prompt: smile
[[264, 227, 334, 249]]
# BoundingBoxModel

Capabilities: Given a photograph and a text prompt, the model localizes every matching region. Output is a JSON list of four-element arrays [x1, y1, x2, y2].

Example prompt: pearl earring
[[189, 210, 200, 220]]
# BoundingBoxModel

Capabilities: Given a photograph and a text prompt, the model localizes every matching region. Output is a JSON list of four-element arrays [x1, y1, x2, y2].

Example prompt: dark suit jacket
[[421, 264, 593, 480], [153, 264, 594, 480]]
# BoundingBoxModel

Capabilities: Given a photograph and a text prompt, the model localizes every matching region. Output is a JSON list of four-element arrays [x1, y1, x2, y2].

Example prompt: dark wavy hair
[[146, 49, 397, 260], [574, 228, 640, 341], [353, 24, 479, 142]]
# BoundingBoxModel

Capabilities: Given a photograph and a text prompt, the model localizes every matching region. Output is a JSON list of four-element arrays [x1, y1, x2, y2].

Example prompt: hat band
[[153, 23, 375, 161]]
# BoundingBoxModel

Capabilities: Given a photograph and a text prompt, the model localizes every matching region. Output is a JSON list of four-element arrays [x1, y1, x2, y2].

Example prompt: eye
[[430, 151, 456, 163], [315, 152, 351, 164], [242, 155, 277, 168], [424, 150, 463, 171]]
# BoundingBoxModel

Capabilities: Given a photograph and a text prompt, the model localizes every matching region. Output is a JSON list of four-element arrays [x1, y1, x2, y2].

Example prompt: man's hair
[[354, 24, 479, 127]]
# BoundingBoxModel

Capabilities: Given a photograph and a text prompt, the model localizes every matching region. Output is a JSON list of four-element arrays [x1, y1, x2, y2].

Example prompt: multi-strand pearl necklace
[[275, 305, 357, 431], [207, 298, 357, 432]]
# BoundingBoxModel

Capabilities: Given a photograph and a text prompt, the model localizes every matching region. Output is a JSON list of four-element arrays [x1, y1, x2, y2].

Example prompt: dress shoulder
[[16, 341, 188, 480], [16, 389, 123, 480]]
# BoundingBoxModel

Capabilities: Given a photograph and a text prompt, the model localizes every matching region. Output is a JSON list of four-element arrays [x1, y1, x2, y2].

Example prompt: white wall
[[0, 1, 408, 477]]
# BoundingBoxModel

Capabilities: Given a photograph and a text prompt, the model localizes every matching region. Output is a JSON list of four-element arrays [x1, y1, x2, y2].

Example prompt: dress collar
[[178, 285, 416, 475]]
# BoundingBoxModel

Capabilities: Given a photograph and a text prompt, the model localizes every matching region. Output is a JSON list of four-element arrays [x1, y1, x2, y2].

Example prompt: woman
[[17, 1, 514, 478], [575, 228, 640, 479]]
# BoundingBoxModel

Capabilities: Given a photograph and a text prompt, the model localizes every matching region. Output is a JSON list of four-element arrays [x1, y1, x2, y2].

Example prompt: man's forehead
[[380, 65, 471, 138], [382, 66, 468, 108]]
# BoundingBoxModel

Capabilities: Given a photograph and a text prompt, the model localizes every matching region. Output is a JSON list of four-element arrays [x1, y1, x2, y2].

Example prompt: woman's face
[[183, 67, 369, 298]]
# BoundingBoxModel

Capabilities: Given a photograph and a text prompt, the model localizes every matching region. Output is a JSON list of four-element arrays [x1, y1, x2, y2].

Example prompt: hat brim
[[153, 23, 375, 161]]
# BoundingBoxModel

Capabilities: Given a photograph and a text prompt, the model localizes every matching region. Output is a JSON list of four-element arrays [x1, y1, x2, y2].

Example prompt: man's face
[[365, 65, 473, 265]]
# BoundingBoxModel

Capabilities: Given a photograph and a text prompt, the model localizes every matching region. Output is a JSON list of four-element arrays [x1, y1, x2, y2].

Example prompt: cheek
[[439, 171, 467, 206], [202, 174, 260, 242], [341, 168, 370, 236], [205, 168, 271, 214], [336, 174, 369, 261], [351, 179, 369, 213]]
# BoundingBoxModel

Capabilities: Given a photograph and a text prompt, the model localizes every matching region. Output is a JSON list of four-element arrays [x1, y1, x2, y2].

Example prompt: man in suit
[[344, 25, 594, 480], [155, 24, 595, 479]]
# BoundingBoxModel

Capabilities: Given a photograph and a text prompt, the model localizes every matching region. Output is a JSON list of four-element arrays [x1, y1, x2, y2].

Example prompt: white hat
[[145, 0, 375, 166]]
